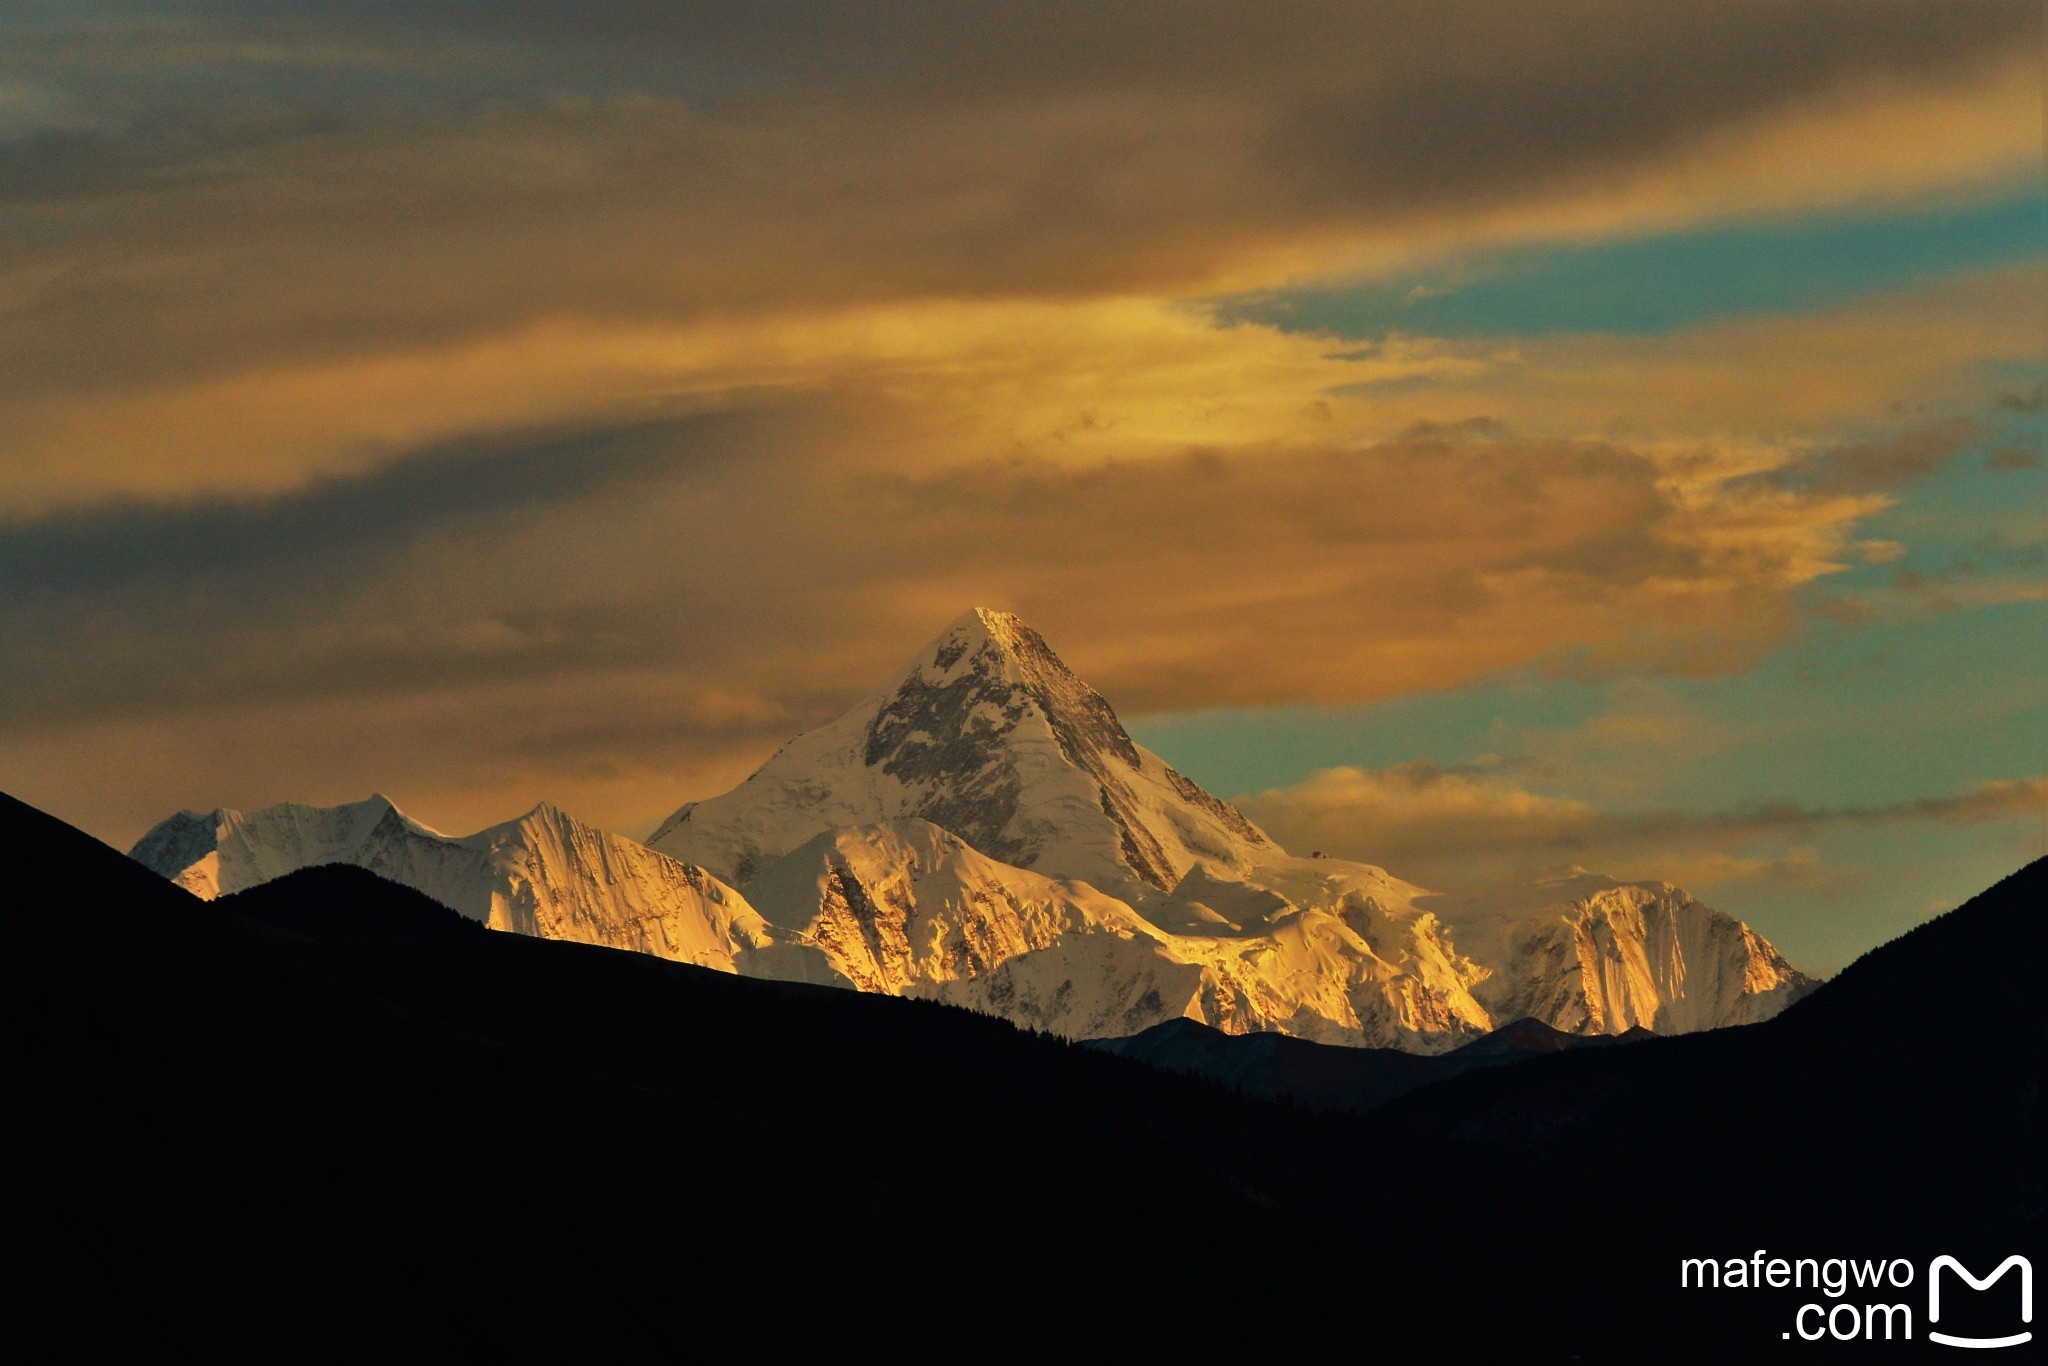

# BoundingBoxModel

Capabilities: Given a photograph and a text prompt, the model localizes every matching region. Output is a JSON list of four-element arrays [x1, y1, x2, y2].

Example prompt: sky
[[1, 1, 2040, 973]]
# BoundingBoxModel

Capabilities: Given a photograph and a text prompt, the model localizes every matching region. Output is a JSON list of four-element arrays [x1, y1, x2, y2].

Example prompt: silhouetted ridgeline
[[1089, 1012, 1651, 1112], [0, 790, 2039, 1360]]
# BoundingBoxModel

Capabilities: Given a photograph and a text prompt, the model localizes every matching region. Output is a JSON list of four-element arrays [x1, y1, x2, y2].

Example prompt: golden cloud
[[0, 3, 2038, 848]]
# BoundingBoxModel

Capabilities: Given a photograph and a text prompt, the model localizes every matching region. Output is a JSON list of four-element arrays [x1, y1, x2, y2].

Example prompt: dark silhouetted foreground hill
[[1357, 854, 2045, 1354], [1, 790, 2039, 1360], [0, 791, 1347, 1358]]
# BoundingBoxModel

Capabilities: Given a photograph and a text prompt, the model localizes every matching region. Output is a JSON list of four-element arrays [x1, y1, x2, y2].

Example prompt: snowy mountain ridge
[[131, 608, 1813, 1049], [131, 795, 798, 973]]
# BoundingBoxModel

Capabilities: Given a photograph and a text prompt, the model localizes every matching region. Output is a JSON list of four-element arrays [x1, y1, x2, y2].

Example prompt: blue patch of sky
[[1167, 195, 2046, 969], [1132, 443, 2045, 813], [1661, 598, 2043, 809], [1135, 392, 2045, 812], [1705, 820, 2037, 977], [1132, 386, 2044, 973], [1128, 679, 1609, 798], [1132, 584, 2043, 974], [1822, 402, 2044, 599], [1, 5, 746, 126], [1132, 594, 2044, 812], [1210, 189, 2046, 342]]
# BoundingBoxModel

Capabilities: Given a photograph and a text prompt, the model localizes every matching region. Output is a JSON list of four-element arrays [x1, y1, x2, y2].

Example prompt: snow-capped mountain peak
[[129, 795, 791, 972], [649, 608, 1273, 897], [1428, 868, 1814, 1035], [129, 611, 1816, 1054], [130, 793, 444, 898]]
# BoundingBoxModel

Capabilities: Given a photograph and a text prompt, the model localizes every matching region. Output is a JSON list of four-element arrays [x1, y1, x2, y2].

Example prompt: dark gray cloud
[[192, 2, 2033, 109], [1271, 1, 2033, 208], [0, 404, 800, 725], [1752, 417, 1986, 497], [1994, 378, 2045, 414], [0, 125, 161, 203], [33, 2, 2030, 203], [1815, 419, 1986, 494], [0, 413, 1798, 740], [0, 406, 766, 596], [0, 1, 2029, 402], [0, 102, 357, 206]]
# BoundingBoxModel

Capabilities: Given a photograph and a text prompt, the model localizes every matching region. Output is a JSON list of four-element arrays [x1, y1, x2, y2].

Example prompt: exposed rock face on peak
[[131, 797, 791, 972], [649, 608, 1274, 897], [1431, 868, 1815, 1036]]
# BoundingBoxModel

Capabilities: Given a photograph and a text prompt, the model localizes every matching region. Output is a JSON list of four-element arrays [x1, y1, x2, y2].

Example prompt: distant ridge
[[1091, 1013, 1650, 1112]]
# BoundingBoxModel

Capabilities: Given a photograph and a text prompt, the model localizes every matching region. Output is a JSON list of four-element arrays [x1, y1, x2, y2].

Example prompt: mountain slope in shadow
[[0, 791, 1338, 1358], [1356, 855, 2045, 1353], [1089, 1013, 1651, 1112]]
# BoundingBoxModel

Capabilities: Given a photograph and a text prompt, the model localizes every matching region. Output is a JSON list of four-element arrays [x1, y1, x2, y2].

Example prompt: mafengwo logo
[[1928, 1256, 2032, 1350], [1679, 1252, 2032, 1346]]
